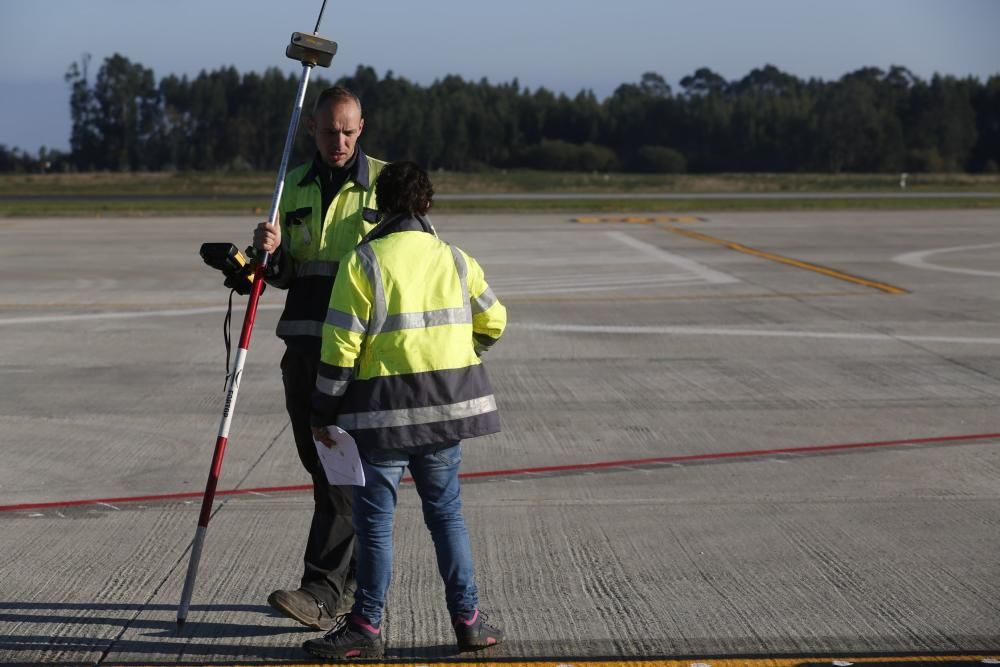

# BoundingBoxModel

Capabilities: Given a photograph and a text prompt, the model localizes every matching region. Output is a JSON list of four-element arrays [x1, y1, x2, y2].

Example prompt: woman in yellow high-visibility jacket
[[305, 161, 505, 659]]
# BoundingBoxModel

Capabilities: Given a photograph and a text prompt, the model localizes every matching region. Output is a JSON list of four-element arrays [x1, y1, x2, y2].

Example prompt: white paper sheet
[[313, 425, 366, 486]]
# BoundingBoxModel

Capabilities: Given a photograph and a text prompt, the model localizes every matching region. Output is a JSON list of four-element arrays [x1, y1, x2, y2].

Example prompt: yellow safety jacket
[[310, 214, 507, 450], [266, 148, 387, 353]]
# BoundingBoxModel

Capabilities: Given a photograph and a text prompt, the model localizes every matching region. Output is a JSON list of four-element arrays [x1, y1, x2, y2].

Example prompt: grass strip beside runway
[[4, 195, 1000, 216]]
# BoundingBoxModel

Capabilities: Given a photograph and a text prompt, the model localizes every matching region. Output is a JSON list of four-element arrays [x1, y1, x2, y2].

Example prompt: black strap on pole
[[223, 288, 235, 388]]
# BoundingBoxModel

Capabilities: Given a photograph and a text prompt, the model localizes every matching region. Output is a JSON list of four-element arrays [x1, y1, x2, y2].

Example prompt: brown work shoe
[[268, 588, 338, 631]]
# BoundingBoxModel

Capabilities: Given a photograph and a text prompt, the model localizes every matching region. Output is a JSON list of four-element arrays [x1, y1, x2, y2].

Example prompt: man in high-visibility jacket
[[302, 161, 506, 659], [253, 86, 386, 631]]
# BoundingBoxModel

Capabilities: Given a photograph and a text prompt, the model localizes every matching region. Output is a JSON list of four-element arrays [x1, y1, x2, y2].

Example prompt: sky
[[1, 0, 999, 153]]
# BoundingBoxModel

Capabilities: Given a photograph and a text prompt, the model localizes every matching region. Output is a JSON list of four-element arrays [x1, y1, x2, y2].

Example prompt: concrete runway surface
[[1, 210, 998, 665]]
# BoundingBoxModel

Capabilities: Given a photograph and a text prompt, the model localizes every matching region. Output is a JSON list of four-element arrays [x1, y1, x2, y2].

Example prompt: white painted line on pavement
[[893, 243, 1000, 277], [516, 322, 1000, 346], [500, 279, 707, 296], [606, 230, 739, 284], [495, 273, 698, 289], [0, 304, 283, 326], [5, 305, 997, 348]]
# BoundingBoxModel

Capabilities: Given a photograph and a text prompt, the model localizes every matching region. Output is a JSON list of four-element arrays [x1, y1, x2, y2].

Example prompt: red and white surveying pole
[[176, 1, 337, 629]]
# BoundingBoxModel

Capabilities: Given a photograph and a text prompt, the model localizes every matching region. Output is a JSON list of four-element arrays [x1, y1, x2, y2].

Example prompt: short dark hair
[[375, 161, 434, 216], [313, 86, 362, 116]]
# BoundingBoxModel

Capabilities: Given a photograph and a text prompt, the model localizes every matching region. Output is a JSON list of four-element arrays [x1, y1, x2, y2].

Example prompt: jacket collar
[[360, 213, 435, 245], [297, 145, 372, 190]]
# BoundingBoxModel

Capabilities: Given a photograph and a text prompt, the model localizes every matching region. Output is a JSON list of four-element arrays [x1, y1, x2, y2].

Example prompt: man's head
[[375, 161, 434, 216], [307, 86, 364, 168]]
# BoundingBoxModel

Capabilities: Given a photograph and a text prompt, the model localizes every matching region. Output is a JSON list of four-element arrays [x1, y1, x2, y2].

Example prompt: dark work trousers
[[280, 345, 356, 609]]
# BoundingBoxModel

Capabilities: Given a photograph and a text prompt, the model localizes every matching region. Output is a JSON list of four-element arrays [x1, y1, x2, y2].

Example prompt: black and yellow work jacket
[[310, 214, 507, 450], [266, 147, 387, 353]]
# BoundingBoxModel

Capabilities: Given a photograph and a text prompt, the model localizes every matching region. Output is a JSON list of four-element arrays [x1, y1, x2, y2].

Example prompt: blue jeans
[[351, 441, 479, 627]]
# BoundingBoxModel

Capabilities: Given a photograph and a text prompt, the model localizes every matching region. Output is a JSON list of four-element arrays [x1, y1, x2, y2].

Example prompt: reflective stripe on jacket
[[268, 149, 387, 352], [311, 215, 506, 450]]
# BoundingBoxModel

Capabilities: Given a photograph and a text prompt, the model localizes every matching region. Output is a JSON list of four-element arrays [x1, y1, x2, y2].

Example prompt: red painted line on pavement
[[0, 483, 314, 513], [2, 431, 998, 513], [455, 431, 1000, 479]]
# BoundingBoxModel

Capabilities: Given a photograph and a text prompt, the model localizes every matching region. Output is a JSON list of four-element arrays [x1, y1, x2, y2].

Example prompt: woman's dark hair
[[374, 161, 434, 215]]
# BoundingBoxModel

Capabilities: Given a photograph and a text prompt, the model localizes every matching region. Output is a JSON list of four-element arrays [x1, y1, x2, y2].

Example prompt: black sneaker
[[302, 614, 385, 659], [453, 609, 503, 651], [267, 588, 337, 631]]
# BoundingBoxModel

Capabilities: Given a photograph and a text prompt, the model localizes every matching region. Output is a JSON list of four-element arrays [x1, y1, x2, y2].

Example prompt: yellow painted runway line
[[222, 656, 999, 667], [661, 225, 908, 295]]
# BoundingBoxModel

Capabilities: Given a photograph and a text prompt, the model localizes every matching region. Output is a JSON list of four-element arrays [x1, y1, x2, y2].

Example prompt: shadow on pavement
[[1, 604, 996, 666]]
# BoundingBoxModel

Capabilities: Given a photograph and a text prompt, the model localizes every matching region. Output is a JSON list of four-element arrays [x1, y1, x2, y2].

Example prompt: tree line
[[3, 54, 998, 174]]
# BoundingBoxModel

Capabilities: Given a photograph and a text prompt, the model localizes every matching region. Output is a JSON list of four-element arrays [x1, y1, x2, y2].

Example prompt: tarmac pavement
[[1, 210, 998, 665]]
